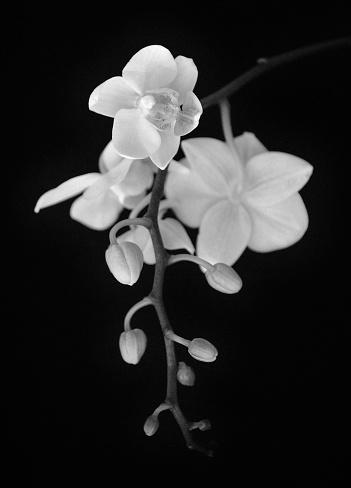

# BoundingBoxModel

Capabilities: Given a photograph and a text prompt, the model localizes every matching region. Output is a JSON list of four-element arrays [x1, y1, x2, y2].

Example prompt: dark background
[[8, 4, 350, 486]]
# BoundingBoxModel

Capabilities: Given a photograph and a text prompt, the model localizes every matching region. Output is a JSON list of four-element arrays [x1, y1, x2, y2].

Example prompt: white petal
[[174, 92, 202, 137], [234, 132, 268, 163], [112, 109, 161, 159], [84, 158, 134, 200], [34, 173, 100, 212], [247, 193, 309, 252], [159, 218, 195, 254], [98, 140, 124, 173], [197, 200, 252, 266], [170, 56, 198, 104], [114, 160, 154, 197], [165, 164, 217, 228], [181, 138, 238, 193], [89, 77, 138, 117], [150, 129, 180, 169], [70, 191, 123, 230], [122, 45, 177, 94], [244, 152, 313, 207]]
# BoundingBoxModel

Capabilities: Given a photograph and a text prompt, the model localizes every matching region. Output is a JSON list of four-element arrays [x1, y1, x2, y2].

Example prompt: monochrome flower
[[34, 141, 154, 230], [165, 132, 313, 265], [89, 45, 202, 169]]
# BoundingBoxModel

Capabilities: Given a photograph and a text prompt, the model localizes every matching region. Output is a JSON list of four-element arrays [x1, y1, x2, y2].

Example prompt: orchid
[[165, 131, 313, 266], [33, 36, 342, 457], [89, 45, 202, 170], [34, 141, 154, 230]]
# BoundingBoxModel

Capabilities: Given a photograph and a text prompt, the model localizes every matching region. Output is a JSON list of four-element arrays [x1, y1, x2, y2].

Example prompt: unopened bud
[[205, 263, 242, 294], [119, 328, 147, 364], [143, 414, 159, 436], [188, 338, 218, 363], [105, 242, 143, 286], [177, 361, 196, 386]]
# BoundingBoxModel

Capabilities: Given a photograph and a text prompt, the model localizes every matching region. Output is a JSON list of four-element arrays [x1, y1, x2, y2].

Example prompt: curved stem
[[109, 217, 151, 245], [201, 37, 351, 109], [124, 297, 153, 331], [168, 253, 214, 272]]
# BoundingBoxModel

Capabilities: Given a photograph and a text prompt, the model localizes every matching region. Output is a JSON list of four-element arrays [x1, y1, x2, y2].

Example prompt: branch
[[201, 36, 351, 109]]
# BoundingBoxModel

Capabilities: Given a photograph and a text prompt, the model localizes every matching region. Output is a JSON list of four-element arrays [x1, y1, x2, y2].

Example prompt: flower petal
[[247, 193, 309, 252], [70, 191, 123, 230], [122, 45, 177, 94], [174, 92, 202, 137], [170, 56, 198, 104], [34, 173, 100, 212], [159, 218, 195, 254], [150, 128, 180, 169], [165, 161, 218, 228], [112, 108, 161, 159], [234, 132, 268, 164], [244, 152, 313, 207], [181, 138, 239, 192], [113, 160, 154, 198], [197, 200, 251, 266], [84, 158, 134, 200], [99, 140, 124, 173], [89, 77, 138, 117]]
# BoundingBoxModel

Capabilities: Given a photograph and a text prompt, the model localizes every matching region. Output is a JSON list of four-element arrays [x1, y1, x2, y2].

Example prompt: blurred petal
[[160, 218, 195, 254], [234, 132, 268, 163], [174, 92, 202, 137], [165, 165, 218, 227], [99, 140, 124, 173], [122, 45, 177, 94], [112, 109, 161, 159], [197, 200, 251, 266], [171, 56, 198, 104], [247, 193, 309, 252], [85, 158, 134, 200], [244, 152, 313, 207], [123, 192, 148, 210], [89, 77, 138, 117], [181, 138, 238, 192], [150, 129, 180, 169], [115, 160, 154, 197], [34, 173, 100, 212], [70, 191, 123, 230]]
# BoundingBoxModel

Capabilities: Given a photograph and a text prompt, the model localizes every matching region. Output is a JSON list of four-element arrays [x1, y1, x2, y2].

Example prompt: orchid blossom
[[165, 132, 313, 265], [89, 45, 202, 170], [34, 141, 154, 230]]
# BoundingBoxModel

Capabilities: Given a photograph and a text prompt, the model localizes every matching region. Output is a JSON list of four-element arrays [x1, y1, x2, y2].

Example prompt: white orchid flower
[[165, 132, 313, 266], [89, 45, 202, 170], [34, 141, 154, 230]]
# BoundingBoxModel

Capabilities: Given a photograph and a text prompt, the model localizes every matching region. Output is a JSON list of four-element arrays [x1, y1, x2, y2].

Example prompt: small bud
[[205, 263, 242, 294], [188, 338, 218, 363], [177, 361, 196, 386], [143, 415, 159, 436], [105, 242, 143, 286], [119, 329, 147, 364]]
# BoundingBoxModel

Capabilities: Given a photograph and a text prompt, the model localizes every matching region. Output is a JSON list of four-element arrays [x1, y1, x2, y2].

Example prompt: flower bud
[[205, 263, 242, 294], [105, 242, 143, 286], [177, 361, 196, 386], [143, 414, 159, 436], [119, 328, 147, 364], [188, 338, 218, 363]]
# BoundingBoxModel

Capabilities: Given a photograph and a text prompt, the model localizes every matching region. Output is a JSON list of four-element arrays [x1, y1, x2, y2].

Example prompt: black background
[[8, 4, 350, 486]]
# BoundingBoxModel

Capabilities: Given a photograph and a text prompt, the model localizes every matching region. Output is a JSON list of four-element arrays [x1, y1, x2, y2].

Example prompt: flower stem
[[201, 37, 351, 109], [109, 217, 151, 245], [124, 297, 153, 331]]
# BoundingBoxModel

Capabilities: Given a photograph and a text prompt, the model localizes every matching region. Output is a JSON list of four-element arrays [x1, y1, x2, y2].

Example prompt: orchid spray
[[35, 39, 349, 456]]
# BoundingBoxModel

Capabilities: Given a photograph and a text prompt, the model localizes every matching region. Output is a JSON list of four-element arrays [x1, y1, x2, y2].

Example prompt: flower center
[[139, 88, 181, 131]]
